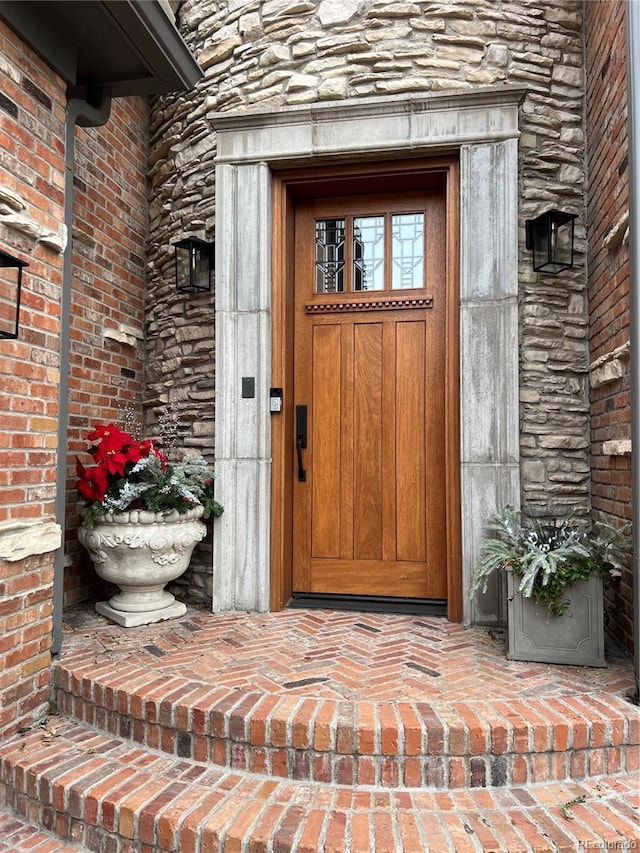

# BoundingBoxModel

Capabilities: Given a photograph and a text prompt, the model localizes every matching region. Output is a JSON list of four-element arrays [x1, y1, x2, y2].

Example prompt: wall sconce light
[[173, 237, 214, 293], [525, 210, 577, 274], [0, 249, 28, 340]]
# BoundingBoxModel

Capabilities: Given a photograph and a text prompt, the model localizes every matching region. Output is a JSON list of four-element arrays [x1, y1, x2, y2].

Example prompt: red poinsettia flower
[[87, 423, 129, 444], [86, 424, 160, 478], [101, 449, 131, 478], [88, 424, 133, 461], [76, 458, 110, 503]]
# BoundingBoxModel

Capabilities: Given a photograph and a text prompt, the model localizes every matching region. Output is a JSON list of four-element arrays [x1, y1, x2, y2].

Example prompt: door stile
[[424, 189, 447, 596], [270, 175, 295, 611], [290, 202, 314, 591]]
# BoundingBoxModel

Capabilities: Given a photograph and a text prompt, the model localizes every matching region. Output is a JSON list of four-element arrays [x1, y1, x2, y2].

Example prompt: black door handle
[[296, 404, 307, 482]]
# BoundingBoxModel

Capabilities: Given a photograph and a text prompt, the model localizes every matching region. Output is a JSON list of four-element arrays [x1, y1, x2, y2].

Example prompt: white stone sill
[[0, 521, 62, 562]]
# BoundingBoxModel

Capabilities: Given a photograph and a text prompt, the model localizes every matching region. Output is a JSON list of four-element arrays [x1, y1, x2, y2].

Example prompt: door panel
[[353, 322, 383, 561], [311, 323, 341, 559], [293, 188, 448, 601], [396, 320, 426, 563]]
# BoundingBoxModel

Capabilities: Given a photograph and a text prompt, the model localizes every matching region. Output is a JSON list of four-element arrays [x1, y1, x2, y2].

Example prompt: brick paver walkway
[[58, 605, 634, 704]]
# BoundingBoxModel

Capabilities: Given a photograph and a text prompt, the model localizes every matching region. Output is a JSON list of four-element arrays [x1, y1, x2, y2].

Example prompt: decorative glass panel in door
[[392, 213, 425, 289], [353, 215, 385, 291], [315, 219, 345, 293]]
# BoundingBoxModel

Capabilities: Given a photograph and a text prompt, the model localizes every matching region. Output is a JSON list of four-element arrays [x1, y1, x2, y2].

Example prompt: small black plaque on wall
[[241, 377, 255, 398]]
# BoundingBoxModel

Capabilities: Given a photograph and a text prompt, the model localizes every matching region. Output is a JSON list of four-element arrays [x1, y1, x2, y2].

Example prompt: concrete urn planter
[[78, 507, 206, 627], [506, 570, 606, 667]]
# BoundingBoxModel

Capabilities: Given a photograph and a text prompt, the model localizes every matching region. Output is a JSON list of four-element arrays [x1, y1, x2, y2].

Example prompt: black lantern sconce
[[525, 209, 577, 274], [174, 237, 214, 293], [0, 249, 28, 340]]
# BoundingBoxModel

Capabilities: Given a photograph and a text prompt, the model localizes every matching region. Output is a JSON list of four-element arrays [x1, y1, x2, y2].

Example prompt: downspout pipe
[[52, 89, 112, 656], [627, 0, 640, 700]]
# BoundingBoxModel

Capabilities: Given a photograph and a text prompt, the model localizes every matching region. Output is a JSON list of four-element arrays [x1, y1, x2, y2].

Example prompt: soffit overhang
[[0, 0, 202, 97]]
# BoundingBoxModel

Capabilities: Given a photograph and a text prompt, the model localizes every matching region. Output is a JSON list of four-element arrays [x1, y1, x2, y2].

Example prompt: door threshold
[[289, 593, 447, 617]]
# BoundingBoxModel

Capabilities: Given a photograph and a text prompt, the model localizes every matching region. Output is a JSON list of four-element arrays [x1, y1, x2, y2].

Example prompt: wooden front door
[[292, 186, 450, 603]]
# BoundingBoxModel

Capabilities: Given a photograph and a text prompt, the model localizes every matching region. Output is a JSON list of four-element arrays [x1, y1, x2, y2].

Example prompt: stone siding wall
[[0, 21, 66, 736], [585, 0, 632, 654], [65, 99, 149, 607], [147, 1, 589, 601]]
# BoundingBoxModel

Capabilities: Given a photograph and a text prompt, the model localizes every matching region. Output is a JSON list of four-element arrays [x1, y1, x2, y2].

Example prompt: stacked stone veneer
[[147, 1, 589, 602]]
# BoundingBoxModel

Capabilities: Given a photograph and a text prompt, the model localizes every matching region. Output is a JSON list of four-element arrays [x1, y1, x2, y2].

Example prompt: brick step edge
[[0, 805, 88, 853], [54, 662, 640, 789], [1, 718, 638, 853]]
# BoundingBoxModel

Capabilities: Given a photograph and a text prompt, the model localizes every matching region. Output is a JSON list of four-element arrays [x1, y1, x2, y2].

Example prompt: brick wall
[[64, 98, 149, 606], [0, 21, 66, 736], [0, 21, 149, 735], [585, 0, 633, 654]]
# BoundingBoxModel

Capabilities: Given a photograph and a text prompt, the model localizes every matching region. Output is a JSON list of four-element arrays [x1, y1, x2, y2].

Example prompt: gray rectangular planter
[[506, 571, 606, 667]]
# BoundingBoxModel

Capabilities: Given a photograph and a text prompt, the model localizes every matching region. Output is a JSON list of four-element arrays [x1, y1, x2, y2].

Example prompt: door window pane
[[353, 216, 385, 291], [392, 213, 424, 290], [315, 219, 345, 293]]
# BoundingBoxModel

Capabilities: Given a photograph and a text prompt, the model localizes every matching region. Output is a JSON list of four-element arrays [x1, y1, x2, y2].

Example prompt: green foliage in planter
[[469, 506, 631, 617], [528, 555, 609, 617]]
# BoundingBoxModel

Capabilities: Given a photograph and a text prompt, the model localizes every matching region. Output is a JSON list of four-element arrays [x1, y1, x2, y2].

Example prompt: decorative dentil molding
[[305, 296, 433, 314]]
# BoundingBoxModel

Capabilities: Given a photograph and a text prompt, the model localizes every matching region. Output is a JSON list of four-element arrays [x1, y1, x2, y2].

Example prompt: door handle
[[296, 404, 307, 482]]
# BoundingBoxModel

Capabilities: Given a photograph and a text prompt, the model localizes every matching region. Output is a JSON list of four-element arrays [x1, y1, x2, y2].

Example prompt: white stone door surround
[[211, 86, 524, 625]]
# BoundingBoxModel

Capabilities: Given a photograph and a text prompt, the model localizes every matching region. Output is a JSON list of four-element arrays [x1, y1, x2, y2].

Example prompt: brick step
[[1, 716, 638, 853], [54, 659, 640, 789], [0, 804, 87, 852]]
